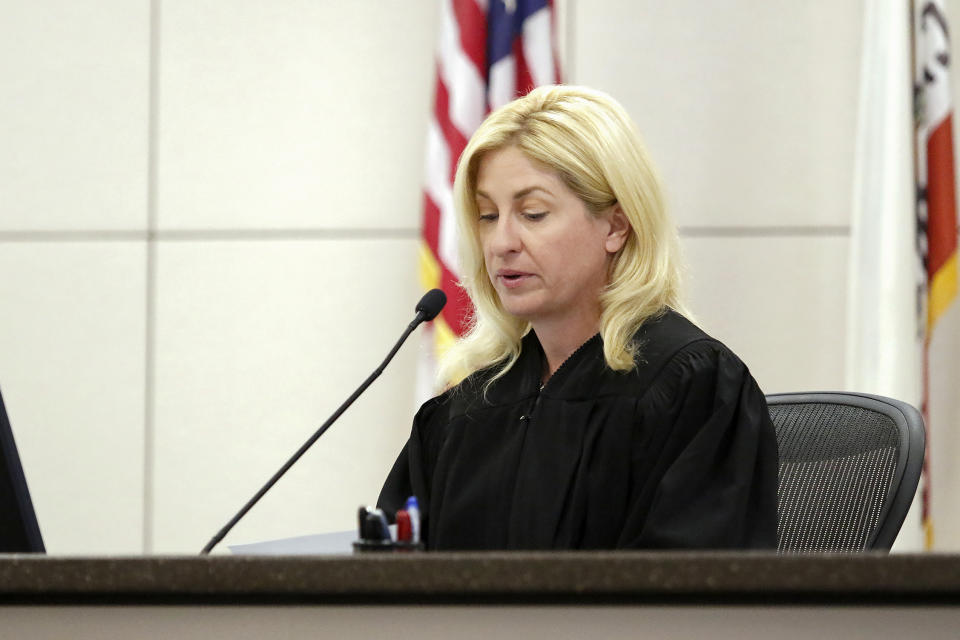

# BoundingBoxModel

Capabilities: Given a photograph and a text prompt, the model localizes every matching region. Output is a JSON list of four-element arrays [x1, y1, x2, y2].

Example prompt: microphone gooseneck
[[200, 289, 447, 554]]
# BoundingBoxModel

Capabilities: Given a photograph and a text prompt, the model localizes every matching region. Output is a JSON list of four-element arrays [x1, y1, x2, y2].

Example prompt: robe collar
[[479, 329, 609, 405], [452, 309, 706, 413]]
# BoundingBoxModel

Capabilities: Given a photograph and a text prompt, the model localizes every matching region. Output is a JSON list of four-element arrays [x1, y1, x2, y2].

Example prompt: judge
[[379, 85, 778, 550]]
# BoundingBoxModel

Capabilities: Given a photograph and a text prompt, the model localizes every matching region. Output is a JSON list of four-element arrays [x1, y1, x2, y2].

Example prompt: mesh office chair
[[767, 392, 925, 552]]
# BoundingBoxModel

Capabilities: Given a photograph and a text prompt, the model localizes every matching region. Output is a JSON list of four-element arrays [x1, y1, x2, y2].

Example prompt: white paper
[[229, 530, 356, 555]]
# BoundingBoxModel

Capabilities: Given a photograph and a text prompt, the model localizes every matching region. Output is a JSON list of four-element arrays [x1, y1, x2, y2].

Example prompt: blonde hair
[[438, 85, 688, 388]]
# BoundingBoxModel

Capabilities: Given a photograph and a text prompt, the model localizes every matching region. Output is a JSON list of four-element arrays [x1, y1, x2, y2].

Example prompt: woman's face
[[475, 146, 627, 328]]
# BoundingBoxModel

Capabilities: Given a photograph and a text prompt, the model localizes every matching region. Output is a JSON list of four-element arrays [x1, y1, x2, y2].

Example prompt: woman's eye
[[523, 212, 548, 221], [478, 213, 498, 222]]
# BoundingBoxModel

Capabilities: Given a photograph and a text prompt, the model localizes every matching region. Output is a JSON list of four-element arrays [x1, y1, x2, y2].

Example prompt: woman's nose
[[488, 216, 522, 256]]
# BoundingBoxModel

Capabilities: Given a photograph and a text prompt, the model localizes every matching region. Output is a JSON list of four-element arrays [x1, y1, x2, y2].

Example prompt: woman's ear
[[604, 204, 630, 254]]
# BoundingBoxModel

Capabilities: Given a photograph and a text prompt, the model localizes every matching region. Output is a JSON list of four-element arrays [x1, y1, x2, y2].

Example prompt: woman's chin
[[497, 298, 543, 322], [496, 285, 557, 320]]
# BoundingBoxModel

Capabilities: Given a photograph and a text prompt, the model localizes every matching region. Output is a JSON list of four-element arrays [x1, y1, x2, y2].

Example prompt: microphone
[[200, 289, 447, 554], [414, 288, 446, 323]]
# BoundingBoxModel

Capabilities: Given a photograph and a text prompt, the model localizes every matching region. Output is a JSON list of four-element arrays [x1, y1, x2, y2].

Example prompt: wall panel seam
[[0, 227, 849, 242]]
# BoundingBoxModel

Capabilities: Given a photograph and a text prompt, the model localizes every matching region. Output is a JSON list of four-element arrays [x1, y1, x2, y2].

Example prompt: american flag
[[417, 0, 561, 398]]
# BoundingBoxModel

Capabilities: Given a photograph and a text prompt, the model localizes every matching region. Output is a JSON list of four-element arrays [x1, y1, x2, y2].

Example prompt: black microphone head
[[415, 288, 447, 321]]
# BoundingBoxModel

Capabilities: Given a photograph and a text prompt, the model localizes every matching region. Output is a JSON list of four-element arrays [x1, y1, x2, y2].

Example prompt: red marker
[[395, 509, 412, 542]]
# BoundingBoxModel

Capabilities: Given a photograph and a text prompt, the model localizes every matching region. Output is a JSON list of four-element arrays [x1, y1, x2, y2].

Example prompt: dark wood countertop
[[1, 552, 959, 605]]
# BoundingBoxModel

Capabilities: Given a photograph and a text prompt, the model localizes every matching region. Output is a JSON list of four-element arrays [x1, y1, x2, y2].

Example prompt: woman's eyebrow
[[475, 186, 553, 200]]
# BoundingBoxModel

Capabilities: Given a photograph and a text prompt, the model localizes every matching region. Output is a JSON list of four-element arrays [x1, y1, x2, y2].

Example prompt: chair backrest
[[766, 392, 925, 552]]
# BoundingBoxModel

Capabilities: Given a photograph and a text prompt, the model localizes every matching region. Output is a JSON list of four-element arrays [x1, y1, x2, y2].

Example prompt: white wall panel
[[156, 1, 438, 231], [572, 0, 863, 229], [152, 238, 420, 552], [0, 242, 146, 553], [0, 2, 149, 230], [682, 234, 848, 394]]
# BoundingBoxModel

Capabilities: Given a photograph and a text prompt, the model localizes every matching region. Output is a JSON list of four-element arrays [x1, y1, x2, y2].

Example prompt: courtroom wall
[[1, 0, 955, 553]]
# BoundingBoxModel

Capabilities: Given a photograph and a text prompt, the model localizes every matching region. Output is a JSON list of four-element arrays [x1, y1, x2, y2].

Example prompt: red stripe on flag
[[441, 263, 472, 335], [424, 191, 469, 337], [452, 0, 487, 78], [422, 193, 441, 255], [513, 37, 534, 98], [926, 114, 959, 278], [434, 74, 469, 182]]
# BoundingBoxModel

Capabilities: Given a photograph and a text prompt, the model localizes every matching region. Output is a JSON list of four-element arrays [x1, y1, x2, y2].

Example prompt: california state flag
[[847, 0, 959, 551], [914, 0, 959, 550]]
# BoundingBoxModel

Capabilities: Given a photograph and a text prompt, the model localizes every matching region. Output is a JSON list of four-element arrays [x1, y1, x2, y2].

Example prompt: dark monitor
[[0, 386, 44, 552]]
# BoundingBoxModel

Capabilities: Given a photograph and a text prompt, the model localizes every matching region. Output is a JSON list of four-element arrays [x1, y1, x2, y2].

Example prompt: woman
[[379, 85, 778, 550]]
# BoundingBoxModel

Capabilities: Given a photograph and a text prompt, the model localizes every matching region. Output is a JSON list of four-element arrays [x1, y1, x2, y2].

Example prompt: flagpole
[[909, 0, 936, 552]]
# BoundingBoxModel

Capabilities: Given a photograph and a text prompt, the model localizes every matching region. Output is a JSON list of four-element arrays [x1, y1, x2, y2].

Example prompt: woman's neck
[[532, 312, 601, 382]]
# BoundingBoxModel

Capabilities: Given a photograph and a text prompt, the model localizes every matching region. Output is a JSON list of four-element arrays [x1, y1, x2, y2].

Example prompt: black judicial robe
[[378, 310, 778, 550]]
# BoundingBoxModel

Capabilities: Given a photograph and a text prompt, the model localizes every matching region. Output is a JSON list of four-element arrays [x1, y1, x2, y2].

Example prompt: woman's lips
[[496, 270, 534, 289]]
